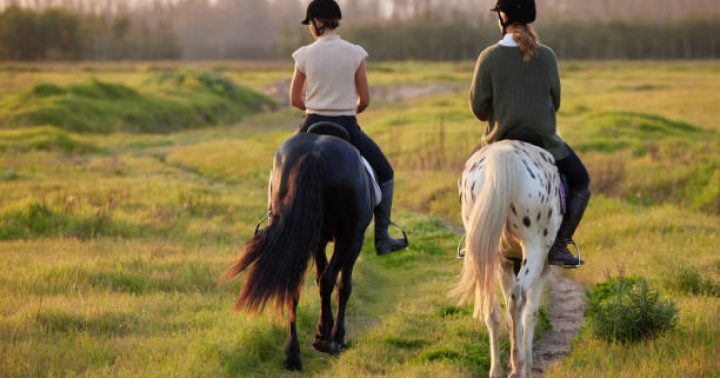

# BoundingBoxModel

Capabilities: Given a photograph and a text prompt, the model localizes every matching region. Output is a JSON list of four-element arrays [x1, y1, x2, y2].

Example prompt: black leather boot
[[548, 187, 591, 268], [375, 180, 409, 255]]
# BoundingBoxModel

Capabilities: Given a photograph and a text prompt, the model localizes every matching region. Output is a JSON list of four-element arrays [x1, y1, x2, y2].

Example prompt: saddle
[[306, 122, 382, 206], [306, 122, 350, 141]]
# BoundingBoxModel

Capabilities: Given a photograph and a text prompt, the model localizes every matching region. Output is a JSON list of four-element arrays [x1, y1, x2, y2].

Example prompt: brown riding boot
[[548, 187, 591, 268]]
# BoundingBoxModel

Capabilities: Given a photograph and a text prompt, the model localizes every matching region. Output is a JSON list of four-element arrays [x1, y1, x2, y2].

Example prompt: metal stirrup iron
[[456, 234, 466, 259], [387, 218, 409, 247], [567, 239, 582, 269], [254, 210, 271, 235]]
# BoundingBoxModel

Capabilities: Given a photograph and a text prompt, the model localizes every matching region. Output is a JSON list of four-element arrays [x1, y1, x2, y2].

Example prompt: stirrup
[[386, 218, 410, 248], [254, 210, 271, 235], [564, 239, 584, 269], [456, 234, 466, 259]]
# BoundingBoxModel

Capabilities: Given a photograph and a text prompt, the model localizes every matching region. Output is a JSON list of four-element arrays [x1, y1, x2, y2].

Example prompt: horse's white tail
[[451, 147, 522, 318]]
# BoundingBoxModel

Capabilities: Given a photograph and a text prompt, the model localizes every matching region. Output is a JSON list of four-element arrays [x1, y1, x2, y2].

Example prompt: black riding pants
[[501, 128, 590, 190], [300, 114, 394, 183]]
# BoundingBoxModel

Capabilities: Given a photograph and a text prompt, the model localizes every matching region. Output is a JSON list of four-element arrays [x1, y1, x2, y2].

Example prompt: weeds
[[0, 169, 20, 181], [661, 266, 720, 297], [0, 200, 142, 240]]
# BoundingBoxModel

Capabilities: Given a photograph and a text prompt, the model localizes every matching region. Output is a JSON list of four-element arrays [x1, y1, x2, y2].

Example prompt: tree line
[[0, 0, 718, 61], [0, 5, 178, 60], [341, 19, 720, 61]]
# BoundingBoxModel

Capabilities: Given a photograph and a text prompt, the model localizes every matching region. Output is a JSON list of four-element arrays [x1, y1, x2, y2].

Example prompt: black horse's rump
[[222, 132, 374, 369]]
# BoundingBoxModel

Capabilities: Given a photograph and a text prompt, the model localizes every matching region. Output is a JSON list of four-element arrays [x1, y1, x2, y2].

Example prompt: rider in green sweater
[[470, 0, 591, 267]]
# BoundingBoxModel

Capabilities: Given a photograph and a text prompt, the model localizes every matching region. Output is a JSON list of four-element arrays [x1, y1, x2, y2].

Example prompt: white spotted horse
[[221, 123, 379, 370], [451, 140, 568, 378]]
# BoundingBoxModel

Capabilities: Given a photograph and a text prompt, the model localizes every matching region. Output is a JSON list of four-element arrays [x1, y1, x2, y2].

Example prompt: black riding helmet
[[491, 0, 536, 33], [301, 0, 342, 25]]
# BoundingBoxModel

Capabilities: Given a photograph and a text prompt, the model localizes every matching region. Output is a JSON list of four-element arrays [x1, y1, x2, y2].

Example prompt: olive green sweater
[[470, 43, 568, 160]]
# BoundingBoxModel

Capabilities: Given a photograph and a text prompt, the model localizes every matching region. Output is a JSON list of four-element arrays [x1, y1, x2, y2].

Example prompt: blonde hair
[[512, 24, 539, 62]]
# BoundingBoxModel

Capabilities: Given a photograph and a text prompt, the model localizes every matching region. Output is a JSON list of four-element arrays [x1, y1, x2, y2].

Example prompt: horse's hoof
[[313, 339, 340, 355], [284, 357, 303, 371]]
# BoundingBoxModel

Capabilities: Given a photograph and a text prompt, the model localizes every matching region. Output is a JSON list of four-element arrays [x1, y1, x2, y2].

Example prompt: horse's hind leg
[[314, 238, 343, 354], [484, 299, 504, 378], [485, 260, 515, 378], [313, 238, 337, 352], [511, 238, 547, 378], [521, 275, 546, 376], [284, 293, 302, 371], [333, 233, 364, 351]]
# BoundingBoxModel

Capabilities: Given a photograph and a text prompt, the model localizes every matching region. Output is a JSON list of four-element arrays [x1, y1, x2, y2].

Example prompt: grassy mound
[[0, 71, 275, 134], [570, 112, 720, 213], [0, 126, 99, 154], [576, 112, 709, 155]]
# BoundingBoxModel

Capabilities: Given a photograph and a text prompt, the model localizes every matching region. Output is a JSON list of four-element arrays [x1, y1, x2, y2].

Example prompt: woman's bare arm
[[289, 65, 307, 111], [355, 61, 370, 114]]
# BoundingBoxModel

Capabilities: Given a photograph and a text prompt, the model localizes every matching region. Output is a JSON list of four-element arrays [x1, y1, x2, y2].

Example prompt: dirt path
[[533, 267, 586, 375], [444, 224, 586, 375]]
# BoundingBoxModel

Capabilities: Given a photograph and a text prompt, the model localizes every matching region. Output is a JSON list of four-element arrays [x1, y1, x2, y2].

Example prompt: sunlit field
[[0, 61, 718, 377]]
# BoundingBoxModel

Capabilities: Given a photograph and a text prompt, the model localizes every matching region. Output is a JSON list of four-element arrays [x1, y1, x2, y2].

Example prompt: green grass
[[0, 61, 718, 377]]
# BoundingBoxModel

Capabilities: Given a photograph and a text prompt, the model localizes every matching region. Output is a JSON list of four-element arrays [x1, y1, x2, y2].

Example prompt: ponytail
[[311, 19, 340, 36], [512, 24, 539, 62]]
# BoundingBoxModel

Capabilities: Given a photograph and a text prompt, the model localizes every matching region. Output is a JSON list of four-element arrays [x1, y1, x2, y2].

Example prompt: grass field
[[0, 60, 718, 377]]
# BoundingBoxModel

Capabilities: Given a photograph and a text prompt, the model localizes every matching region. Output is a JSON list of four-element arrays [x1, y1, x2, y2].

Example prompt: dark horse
[[221, 130, 374, 370]]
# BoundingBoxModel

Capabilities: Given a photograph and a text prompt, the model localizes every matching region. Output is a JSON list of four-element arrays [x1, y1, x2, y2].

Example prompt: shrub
[[586, 276, 677, 343], [662, 266, 720, 297], [0, 169, 20, 181]]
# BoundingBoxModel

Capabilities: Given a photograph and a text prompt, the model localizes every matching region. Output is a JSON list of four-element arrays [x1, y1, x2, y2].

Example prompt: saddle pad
[[361, 157, 382, 206]]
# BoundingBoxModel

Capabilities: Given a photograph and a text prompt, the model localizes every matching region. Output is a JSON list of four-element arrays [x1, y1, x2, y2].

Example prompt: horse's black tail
[[221, 153, 325, 313]]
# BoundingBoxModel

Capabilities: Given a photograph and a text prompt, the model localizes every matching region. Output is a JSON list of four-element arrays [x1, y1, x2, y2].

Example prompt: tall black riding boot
[[375, 180, 409, 255], [548, 187, 591, 268]]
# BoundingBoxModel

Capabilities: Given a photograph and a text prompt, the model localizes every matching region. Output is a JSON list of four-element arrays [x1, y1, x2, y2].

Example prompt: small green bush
[[662, 266, 720, 297], [586, 276, 677, 343], [0, 169, 20, 181], [32, 83, 67, 97]]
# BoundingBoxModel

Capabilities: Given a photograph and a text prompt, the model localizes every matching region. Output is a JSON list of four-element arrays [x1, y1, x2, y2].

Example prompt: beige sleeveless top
[[292, 34, 368, 116]]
